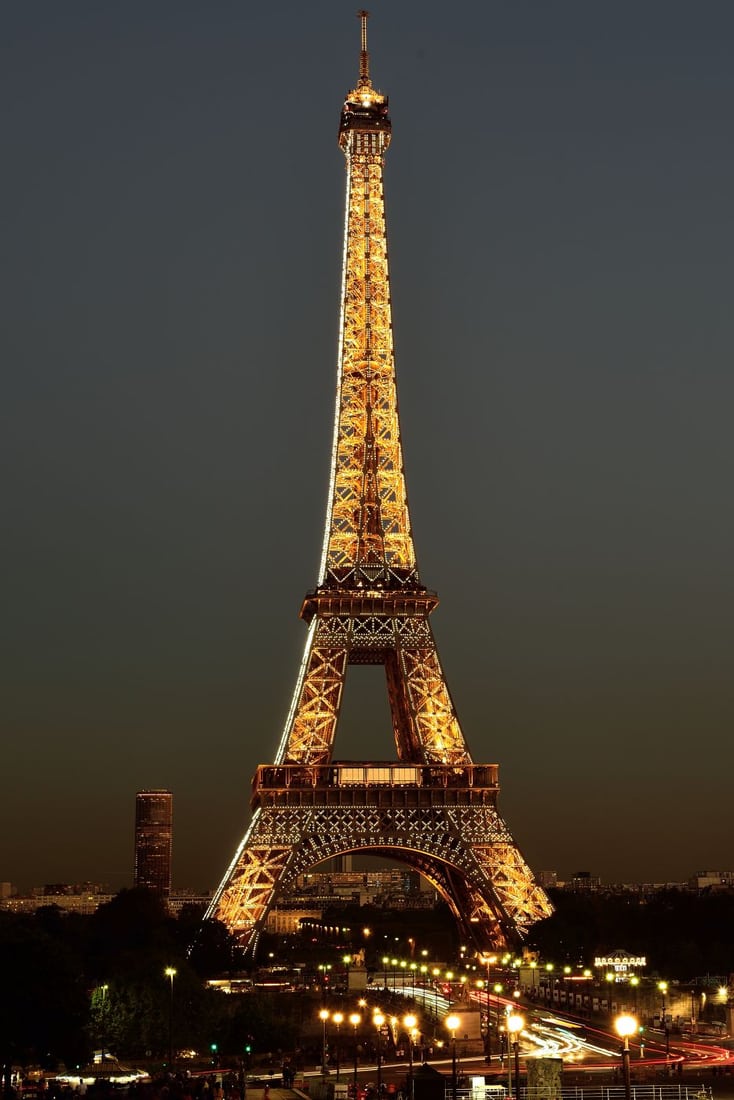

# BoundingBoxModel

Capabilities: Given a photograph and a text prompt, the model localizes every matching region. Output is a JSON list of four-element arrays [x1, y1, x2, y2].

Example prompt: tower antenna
[[357, 9, 370, 87]]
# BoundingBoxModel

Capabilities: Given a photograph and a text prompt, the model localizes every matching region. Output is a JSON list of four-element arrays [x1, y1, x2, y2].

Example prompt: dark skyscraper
[[134, 789, 172, 896]]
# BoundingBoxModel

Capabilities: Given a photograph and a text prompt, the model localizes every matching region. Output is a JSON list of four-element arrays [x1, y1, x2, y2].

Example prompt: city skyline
[[3, 2, 733, 893]]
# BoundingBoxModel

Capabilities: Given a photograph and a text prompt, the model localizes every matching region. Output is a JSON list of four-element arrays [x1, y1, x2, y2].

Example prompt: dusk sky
[[3, 1, 733, 896]]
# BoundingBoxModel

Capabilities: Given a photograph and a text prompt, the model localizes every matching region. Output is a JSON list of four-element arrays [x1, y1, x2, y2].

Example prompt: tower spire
[[358, 9, 370, 88]]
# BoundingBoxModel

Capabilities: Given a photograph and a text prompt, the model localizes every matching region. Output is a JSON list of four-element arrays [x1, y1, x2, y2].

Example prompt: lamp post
[[446, 1014, 460, 1100], [507, 1013, 524, 1100], [492, 984, 504, 1063], [164, 967, 176, 1068], [544, 964, 554, 1007], [100, 984, 109, 1064], [350, 1013, 361, 1099], [615, 1013, 637, 1100], [373, 1012, 385, 1098], [658, 981, 670, 1057], [403, 1014, 417, 1099], [432, 969, 441, 1014], [482, 955, 497, 1057], [320, 1009, 330, 1073], [333, 1012, 344, 1081], [419, 966, 428, 1010], [660, 981, 673, 1056]]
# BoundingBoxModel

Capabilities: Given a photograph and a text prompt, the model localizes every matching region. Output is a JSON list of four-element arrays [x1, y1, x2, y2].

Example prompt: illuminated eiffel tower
[[205, 12, 552, 957]]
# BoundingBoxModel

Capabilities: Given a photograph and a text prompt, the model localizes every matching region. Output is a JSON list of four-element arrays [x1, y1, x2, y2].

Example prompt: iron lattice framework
[[205, 12, 552, 956]]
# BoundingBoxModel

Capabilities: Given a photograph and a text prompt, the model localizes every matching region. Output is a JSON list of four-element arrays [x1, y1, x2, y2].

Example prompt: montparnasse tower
[[204, 11, 552, 957]]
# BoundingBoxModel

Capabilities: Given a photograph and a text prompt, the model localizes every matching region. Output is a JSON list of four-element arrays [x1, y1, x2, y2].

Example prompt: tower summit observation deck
[[204, 12, 552, 958]]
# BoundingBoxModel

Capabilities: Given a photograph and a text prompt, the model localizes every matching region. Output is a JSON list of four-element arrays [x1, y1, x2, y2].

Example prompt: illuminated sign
[[594, 955, 646, 970]]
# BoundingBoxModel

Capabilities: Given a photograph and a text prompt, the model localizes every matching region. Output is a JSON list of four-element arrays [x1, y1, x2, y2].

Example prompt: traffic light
[[245, 1044, 252, 1054]]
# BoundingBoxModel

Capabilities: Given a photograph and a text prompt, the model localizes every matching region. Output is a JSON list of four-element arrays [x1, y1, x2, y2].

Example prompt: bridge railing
[[448, 1087, 714, 1100]]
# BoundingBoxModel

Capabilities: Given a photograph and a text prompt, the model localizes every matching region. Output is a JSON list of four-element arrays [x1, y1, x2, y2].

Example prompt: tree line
[[0, 889, 301, 1087]]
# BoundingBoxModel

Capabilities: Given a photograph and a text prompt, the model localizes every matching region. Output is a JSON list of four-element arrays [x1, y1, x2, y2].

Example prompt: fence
[[448, 1087, 714, 1100]]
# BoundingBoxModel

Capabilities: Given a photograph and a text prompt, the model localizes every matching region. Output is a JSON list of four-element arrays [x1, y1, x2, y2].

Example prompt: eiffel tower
[[204, 12, 552, 957]]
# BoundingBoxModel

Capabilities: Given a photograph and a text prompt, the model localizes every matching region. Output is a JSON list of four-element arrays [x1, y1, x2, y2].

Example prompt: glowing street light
[[164, 967, 176, 1067], [333, 1012, 344, 1081], [615, 1013, 638, 1100], [403, 1013, 417, 1092], [373, 1012, 385, 1097], [490, 983, 504, 1063], [658, 981, 669, 1057], [319, 1008, 330, 1073], [349, 1013, 361, 1098], [446, 1014, 460, 1100], [481, 954, 498, 1055], [99, 984, 109, 1064], [507, 1012, 524, 1100]]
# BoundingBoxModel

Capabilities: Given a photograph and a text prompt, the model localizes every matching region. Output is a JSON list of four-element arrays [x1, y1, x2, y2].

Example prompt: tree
[[0, 912, 88, 1090]]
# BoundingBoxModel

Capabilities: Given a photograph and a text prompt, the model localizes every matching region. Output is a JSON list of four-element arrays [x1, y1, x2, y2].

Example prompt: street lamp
[[658, 981, 669, 1057], [403, 1014, 417, 1098], [481, 954, 497, 1055], [349, 1013, 361, 1099], [446, 1014, 460, 1100], [432, 969, 441, 1013], [492, 984, 504, 1063], [373, 1012, 385, 1097], [164, 967, 176, 1067], [319, 1009, 330, 1073], [333, 1012, 344, 1081], [615, 1013, 637, 1100], [506, 1013, 524, 1100], [100, 984, 109, 1064], [543, 964, 552, 1006]]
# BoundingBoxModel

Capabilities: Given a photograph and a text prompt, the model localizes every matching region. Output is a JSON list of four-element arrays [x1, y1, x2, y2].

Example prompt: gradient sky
[[3, 1, 733, 895]]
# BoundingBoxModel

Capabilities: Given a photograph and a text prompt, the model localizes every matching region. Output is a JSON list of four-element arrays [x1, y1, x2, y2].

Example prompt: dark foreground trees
[[0, 912, 88, 1091], [0, 889, 238, 1078]]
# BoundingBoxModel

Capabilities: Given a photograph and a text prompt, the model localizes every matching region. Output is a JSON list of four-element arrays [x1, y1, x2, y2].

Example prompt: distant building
[[34, 881, 107, 897], [134, 789, 173, 896], [167, 892, 212, 914], [570, 870, 602, 891], [689, 870, 734, 890], [1, 889, 114, 915]]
